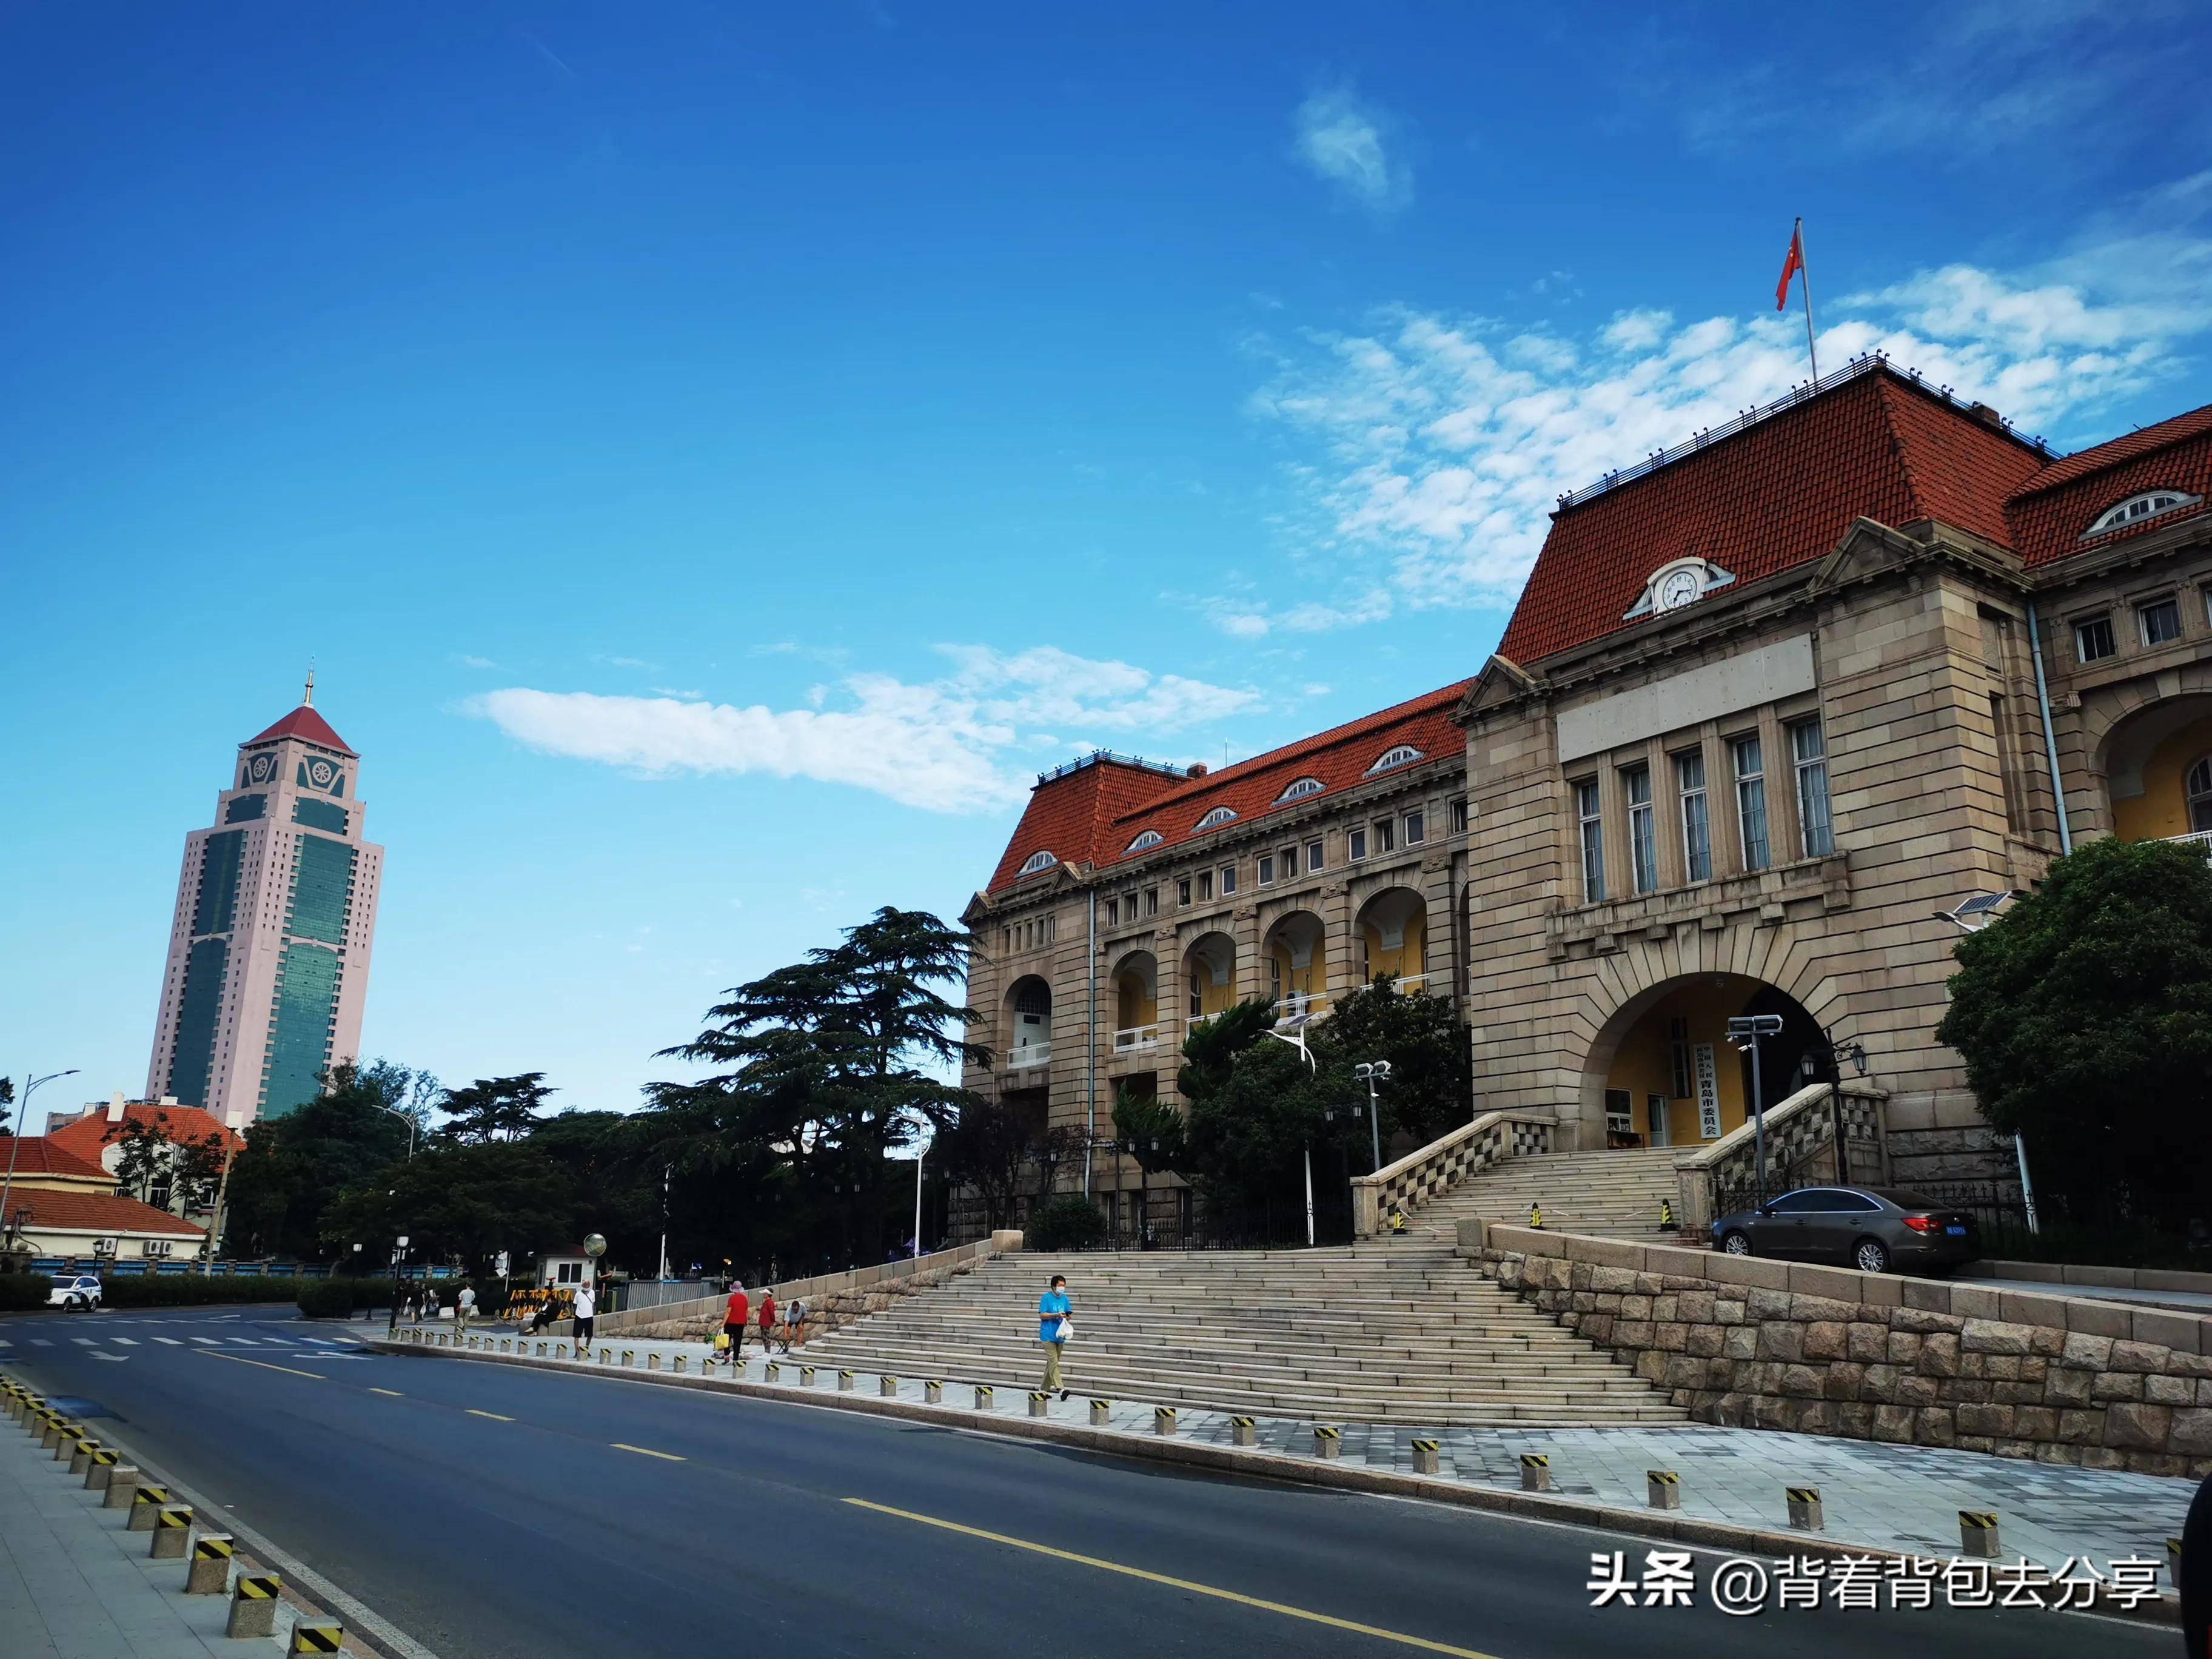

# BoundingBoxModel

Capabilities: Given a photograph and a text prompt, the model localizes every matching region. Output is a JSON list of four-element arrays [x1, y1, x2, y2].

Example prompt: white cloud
[[1293, 90, 1410, 213], [1244, 227, 2212, 629], [469, 646, 1262, 814]]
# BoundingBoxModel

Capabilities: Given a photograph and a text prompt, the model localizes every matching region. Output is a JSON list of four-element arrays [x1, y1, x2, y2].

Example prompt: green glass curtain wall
[[287, 834, 355, 945], [260, 942, 340, 1117], [291, 798, 349, 834], [166, 937, 230, 1109], [190, 831, 246, 936]]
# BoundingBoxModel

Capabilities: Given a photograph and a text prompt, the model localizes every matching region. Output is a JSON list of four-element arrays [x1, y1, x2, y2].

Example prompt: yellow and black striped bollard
[[150, 1505, 195, 1560], [292, 1623, 346, 1654], [1089, 1398, 1110, 1427], [1230, 1415, 1256, 1448], [1153, 1406, 1176, 1437], [1647, 1470, 1680, 1510], [1958, 1510, 1999, 1558], [1028, 1390, 1049, 1418], [130, 1484, 173, 1531], [1786, 1486, 1823, 1531], [227, 1574, 283, 1639], [1519, 1453, 1550, 1492], [1411, 1438, 1441, 1476], [187, 1533, 235, 1595], [973, 1384, 993, 1410]]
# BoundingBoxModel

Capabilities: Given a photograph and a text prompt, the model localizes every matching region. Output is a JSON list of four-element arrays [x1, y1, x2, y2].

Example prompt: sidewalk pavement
[[389, 1319, 2196, 1592], [0, 1391, 303, 1658]]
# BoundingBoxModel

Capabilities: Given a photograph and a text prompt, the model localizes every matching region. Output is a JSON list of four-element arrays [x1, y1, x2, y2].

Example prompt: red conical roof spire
[[243, 669, 355, 756]]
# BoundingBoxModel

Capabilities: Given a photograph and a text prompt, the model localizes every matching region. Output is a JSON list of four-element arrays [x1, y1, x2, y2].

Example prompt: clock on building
[[1656, 567, 1704, 610], [1624, 557, 1735, 620]]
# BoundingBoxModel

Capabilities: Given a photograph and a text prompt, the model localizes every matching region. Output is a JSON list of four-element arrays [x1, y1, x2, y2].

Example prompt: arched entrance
[[1112, 951, 1159, 1050], [1356, 887, 1426, 991], [1004, 975, 1052, 1071], [1584, 973, 1823, 1148], [1262, 911, 1327, 1020], [2102, 692, 2212, 843], [1182, 932, 1236, 1029]]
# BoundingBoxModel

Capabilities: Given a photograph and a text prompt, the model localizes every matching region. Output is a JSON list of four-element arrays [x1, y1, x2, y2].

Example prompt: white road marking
[[72, 1338, 95, 1346], [94, 1353, 127, 1363], [110, 1338, 138, 1347], [153, 1337, 183, 1346], [261, 1337, 295, 1346], [228, 1338, 260, 1346], [301, 1338, 334, 1345], [190, 1338, 218, 1345], [29, 1339, 53, 1347]]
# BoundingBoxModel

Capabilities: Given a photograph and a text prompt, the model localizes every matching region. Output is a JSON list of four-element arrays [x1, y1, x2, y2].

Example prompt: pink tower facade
[[144, 685, 384, 1129]]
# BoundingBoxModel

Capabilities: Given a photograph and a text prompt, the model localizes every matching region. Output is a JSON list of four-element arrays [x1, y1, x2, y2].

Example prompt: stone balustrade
[[1671, 1079, 1889, 1234], [1350, 1109, 1553, 1237], [599, 1236, 1009, 1340]]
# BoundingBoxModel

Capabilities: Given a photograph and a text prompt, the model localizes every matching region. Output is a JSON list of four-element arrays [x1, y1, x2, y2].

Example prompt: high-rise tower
[[145, 677, 384, 1128]]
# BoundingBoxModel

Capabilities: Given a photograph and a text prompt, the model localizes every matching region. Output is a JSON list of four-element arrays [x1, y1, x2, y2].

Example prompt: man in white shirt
[[572, 1283, 596, 1350], [455, 1283, 477, 1336]]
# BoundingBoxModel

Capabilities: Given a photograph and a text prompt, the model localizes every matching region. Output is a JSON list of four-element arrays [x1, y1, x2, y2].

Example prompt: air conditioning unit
[[146, 1241, 175, 1259], [92, 1238, 117, 1257]]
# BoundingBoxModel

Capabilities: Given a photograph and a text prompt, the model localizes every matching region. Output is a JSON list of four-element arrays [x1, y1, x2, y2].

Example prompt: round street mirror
[[583, 1233, 607, 1258]]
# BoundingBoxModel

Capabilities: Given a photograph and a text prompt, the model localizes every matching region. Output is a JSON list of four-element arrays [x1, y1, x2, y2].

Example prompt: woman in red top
[[723, 1284, 750, 1369], [757, 1290, 777, 1354]]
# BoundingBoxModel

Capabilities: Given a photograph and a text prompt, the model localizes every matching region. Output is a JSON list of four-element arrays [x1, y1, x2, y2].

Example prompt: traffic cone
[[1529, 1202, 1543, 1229]]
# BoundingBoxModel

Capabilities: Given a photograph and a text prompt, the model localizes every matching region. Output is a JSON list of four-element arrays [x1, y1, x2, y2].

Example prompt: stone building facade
[[960, 360, 2212, 1225]]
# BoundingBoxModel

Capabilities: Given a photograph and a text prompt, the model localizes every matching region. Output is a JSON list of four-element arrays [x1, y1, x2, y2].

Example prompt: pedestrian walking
[[572, 1282, 596, 1349], [426, 1287, 441, 1322], [455, 1282, 477, 1336], [1037, 1273, 1072, 1401], [757, 1288, 777, 1356], [403, 1293, 418, 1325], [723, 1282, 750, 1370]]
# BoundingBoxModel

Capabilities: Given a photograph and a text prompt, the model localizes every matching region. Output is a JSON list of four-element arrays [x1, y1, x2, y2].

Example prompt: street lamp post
[[387, 1233, 409, 1337], [0, 1068, 79, 1252], [1353, 1061, 1392, 1174], [1724, 1016, 1786, 1207], [1265, 1018, 1319, 1247]]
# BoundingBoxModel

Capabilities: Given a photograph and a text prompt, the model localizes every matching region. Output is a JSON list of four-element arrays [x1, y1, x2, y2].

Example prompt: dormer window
[[1275, 777, 1324, 803], [1124, 830, 1163, 854], [1366, 745, 1423, 774], [1195, 806, 1238, 830], [2084, 490, 2199, 538], [1017, 850, 1058, 876]]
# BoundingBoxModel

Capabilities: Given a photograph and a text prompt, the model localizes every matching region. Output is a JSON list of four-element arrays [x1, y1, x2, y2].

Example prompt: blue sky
[[6, 2, 2210, 1115]]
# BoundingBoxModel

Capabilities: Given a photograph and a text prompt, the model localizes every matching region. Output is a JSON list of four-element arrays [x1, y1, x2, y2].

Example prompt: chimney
[[1187, 763, 1208, 778], [1966, 401, 2005, 431], [158, 1096, 176, 1107], [107, 1091, 127, 1124]]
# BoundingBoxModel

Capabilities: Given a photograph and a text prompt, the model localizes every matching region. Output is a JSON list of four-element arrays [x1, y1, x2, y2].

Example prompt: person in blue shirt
[[1037, 1275, 1072, 1400]]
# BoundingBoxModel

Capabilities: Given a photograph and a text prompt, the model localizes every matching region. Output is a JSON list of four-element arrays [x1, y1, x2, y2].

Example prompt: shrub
[[0, 1273, 55, 1311], [296, 1279, 357, 1319], [102, 1274, 310, 1309], [1030, 1195, 1107, 1252]]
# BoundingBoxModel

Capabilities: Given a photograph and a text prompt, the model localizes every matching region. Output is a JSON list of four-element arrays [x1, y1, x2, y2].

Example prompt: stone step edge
[[362, 1338, 2168, 1629]]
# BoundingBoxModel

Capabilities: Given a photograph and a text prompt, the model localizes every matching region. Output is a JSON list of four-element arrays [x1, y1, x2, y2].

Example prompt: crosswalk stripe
[[72, 1338, 95, 1346], [261, 1337, 295, 1346], [190, 1338, 218, 1345], [153, 1338, 183, 1346], [228, 1338, 260, 1346], [0, 1339, 12, 1349], [30, 1339, 53, 1347], [110, 1338, 138, 1347], [301, 1338, 334, 1345]]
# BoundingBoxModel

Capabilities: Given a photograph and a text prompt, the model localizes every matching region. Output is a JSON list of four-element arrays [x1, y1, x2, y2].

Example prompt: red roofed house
[[961, 356, 2212, 1240], [47, 1092, 245, 1224], [0, 1134, 206, 1262]]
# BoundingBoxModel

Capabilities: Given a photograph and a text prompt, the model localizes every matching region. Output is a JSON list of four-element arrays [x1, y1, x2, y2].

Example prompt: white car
[[49, 1274, 102, 1311]]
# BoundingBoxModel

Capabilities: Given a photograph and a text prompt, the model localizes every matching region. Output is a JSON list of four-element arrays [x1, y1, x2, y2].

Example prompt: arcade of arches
[[2105, 695, 2212, 842], [1594, 974, 1824, 1149]]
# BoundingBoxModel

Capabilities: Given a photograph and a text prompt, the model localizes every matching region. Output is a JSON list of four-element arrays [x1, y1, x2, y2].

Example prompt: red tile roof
[[5, 1187, 205, 1238], [48, 1104, 244, 1169], [2003, 403, 2212, 569], [0, 1138, 110, 1182], [1496, 366, 2048, 666], [244, 703, 355, 757], [985, 682, 1473, 895]]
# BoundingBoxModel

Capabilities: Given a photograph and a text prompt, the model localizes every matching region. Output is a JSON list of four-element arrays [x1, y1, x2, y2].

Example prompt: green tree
[[1936, 836, 2212, 1230], [1310, 976, 1472, 1149], [224, 1062, 414, 1259], [323, 1141, 580, 1276], [933, 1096, 1036, 1232], [110, 1111, 228, 1216], [437, 1074, 554, 1144]]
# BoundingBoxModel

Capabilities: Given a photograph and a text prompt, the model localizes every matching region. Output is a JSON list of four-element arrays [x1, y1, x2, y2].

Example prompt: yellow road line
[[842, 1498, 1500, 1659], [611, 1443, 685, 1462], [467, 1409, 514, 1422], [193, 1349, 324, 1382], [369, 1388, 404, 1398]]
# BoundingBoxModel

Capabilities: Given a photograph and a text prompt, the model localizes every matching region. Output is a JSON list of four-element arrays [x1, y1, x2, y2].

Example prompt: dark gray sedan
[[1709, 1185, 1980, 1275]]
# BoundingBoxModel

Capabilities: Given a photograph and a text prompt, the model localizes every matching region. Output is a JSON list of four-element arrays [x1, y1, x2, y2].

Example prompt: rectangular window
[[1675, 751, 1711, 883], [1449, 798, 1468, 834], [1177, 878, 1191, 907], [1257, 854, 1275, 886], [1306, 838, 1324, 873], [2075, 615, 2116, 662], [1791, 720, 1835, 857], [2140, 597, 2182, 646], [1733, 736, 1769, 871], [1404, 809, 1424, 846], [1144, 887, 1158, 917], [1375, 819, 1395, 854], [1105, 898, 1118, 926], [1281, 846, 1298, 880], [1575, 778, 1604, 903], [1218, 864, 1236, 896], [1198, 871, 1213, 901], [1623, 764, 1657, 894], [1349, 826, 1369, 862]]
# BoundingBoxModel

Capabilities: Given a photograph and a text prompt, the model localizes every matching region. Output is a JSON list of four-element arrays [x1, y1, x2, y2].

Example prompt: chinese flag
[[1775, 222, 1804, 311]]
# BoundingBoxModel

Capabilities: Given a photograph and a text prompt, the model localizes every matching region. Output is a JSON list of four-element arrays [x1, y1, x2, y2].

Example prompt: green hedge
[[0, 1273, 55, 1312], [101, 1274, 310, 1309], [295, 1276, 404, 1320], [1031, 1195, 1107, 1252]]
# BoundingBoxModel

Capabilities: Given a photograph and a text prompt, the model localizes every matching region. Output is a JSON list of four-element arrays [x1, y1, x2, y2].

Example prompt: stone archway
[[1004, 975, 1052, 1073], [1181, 932, 1237, 1028], [1111, 950, 1160, 1048], [1355, 886, 1427, 991], [2096, 691, 2212, 843], [1581, 971, 1825, 1151], [1261, 910, 1327, 1019]]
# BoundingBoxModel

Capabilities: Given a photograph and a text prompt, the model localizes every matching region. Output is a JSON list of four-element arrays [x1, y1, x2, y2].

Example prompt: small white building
[[537, 1247, 596, 1289]]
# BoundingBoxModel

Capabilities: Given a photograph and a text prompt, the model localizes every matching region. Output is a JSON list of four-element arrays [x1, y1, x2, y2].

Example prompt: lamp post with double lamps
[[0, 1068, 79, 1252], [1352, 1061, 1392, 1174], [1723, 1015, 1785, 1207]]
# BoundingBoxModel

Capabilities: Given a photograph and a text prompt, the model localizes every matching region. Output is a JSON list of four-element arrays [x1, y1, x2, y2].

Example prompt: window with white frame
[[1676, 751, 1711, 883], [2075, 615, 2116, 663], [1733, 736, 1769, 871], [1575, 779, 1604, 903], [2140, 596, 2182, 646], [1275, 777, 1324, 803], [1195, 806, 1237, 830], [1623, 763, 1657, 894], [2085, 490, 2199, 537], [1791, 720, 1835, 857], [1404, 808, 1424, 846], [1219, 863, 1236, 896], [1105, 897, 1118, 926], [1349, 826, 1369, 861], [1375, 818, 1395, 854], [1177, 877, 1191, 906], [1281, 846, 1298, 880], [1257, 854, 1275, 886], [1367, 744, 1424, 774], [1144, 887, 1159, 917], [1449, 798, 1469, 834], [1305, 837, 1325, 873], [1018, 850, 1057, 875], [1126, 830, 1163, 853]]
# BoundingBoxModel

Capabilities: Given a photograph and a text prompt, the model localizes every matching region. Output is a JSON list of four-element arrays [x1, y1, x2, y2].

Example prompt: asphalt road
[[0, 1304, 2175, 1659]]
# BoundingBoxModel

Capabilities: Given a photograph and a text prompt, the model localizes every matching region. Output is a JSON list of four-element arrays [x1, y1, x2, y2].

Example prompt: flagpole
[[1795, 216, 1819, 381]]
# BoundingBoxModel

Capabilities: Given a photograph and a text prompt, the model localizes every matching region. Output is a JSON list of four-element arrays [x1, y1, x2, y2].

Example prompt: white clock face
[[1656, 568, 1704, 610]]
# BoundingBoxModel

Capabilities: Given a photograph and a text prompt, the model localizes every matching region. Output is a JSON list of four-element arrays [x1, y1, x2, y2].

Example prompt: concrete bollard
[[42, 1418, 72, 1450], [536, 1341, 548, 1358], [1313, 1426, 1342, 1459], [598, 1348, 611, 1365], [1029, 1392, 1049, 1418], [500, 1339, 512, 1353], [647, 1353, 660, 1372], [1090, 1399, 1110, 1427], [1230, 1415, 1256, 1448], [227, 1574, 283, 1638], [130, 1485, 173, 1530], [973, 1385, 994, 1410], [922, 1379, 942, 1404], [1647, 1470, 1681, 1510], [291, 1622, 346, 1654], [104, 1467, 141, 1509], [765, 1362, 781, 1382], [672, 1355, 686, 1375], [1411, 1438, 1441, 1476], [187, 1533, 235, 1594], [1958, 1510, 2000, 1559], [839, 1370, 856, 1392], [880, 1376, 899, 1398], [150, 1506, 195, 1559], [70, 1439, 100, 1476], [1520, 1453, 1551, 1492], [620, 1350, 634, 1367], [85, 1449, 120, 1490], [1786, 1486, 1823, 1532], [1153, 1407, 1176, 1437], [54, 1425, 84, 1460], [803, 1367, 819, 1388]]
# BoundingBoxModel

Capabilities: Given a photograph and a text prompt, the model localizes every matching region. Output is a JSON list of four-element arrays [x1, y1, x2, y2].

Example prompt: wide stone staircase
[[793, 1241, 1686, 1427], [1401, 1148, 1687, 1244]]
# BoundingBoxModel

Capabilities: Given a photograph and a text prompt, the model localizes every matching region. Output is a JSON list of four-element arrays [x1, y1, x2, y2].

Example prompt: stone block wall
[[1479, 1232, 2212, 1478], [603, 1240, 1000, 1341]]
